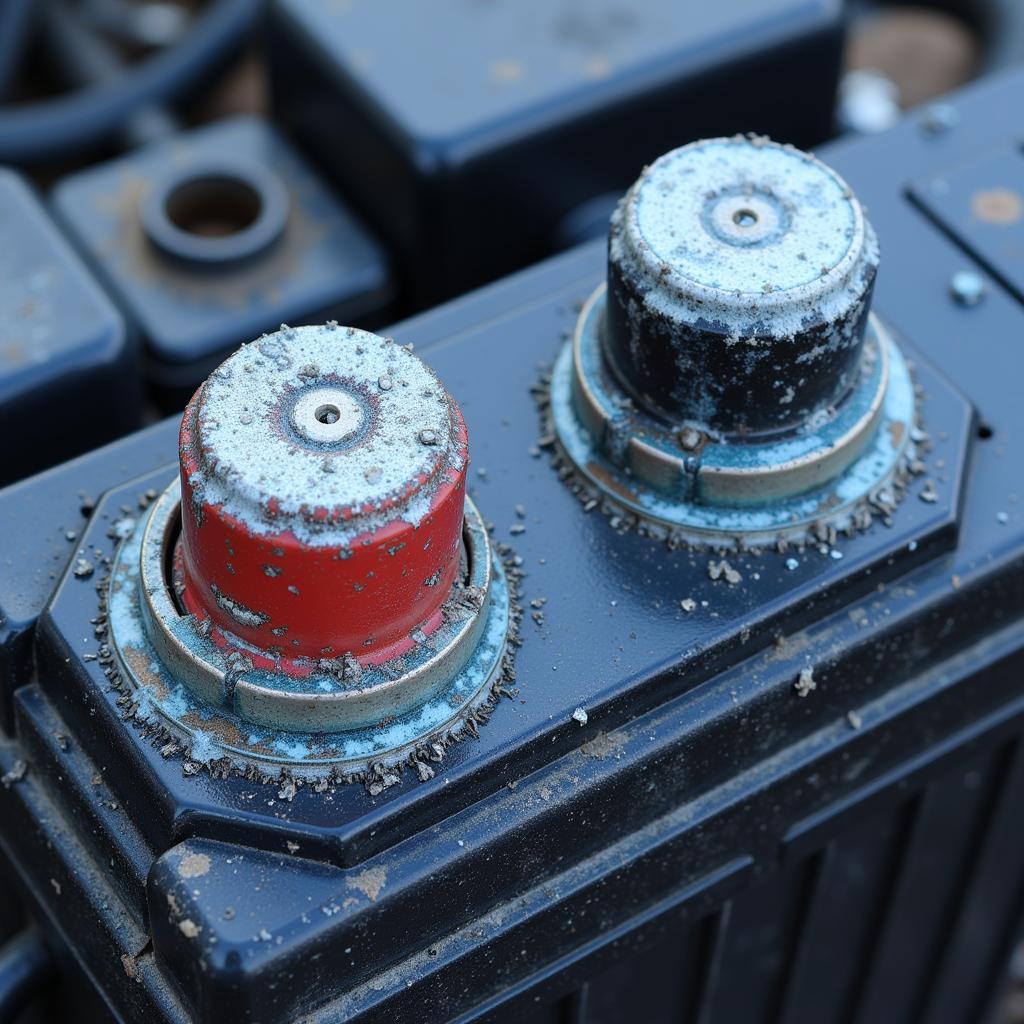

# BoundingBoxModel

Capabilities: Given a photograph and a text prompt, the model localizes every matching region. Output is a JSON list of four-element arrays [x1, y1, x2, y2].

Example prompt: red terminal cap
[[176, 325, 468, 673]]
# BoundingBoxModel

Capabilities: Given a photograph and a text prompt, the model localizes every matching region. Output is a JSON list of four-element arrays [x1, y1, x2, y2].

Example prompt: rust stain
[[123, 646, 171, 699], [96, 173, 324, 310], [582, 54, 613, 80], [971, 187, 1023, 226], [585, 460, 637, 502], [489, 58, 526, 85], [0, 341, 28, 366], [181, 709, 247, 748]]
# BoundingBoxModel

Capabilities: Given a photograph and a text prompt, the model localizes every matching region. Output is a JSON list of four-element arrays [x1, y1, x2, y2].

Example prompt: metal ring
[[139, 161, 289, 268], [107, 477, 510, 776], [549, 284, 918, 546]]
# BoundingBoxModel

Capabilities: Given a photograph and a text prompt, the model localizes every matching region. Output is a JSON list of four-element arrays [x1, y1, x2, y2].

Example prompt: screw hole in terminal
[[315, 404, 341, 425]]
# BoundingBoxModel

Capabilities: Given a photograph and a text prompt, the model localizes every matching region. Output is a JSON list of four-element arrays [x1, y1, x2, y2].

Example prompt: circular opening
[[141, 164, 290, 268], [164, 175, 263, 238], [315, 404, 341, 425], [289, 386, 367, 447], [700, 187, 792, 253]]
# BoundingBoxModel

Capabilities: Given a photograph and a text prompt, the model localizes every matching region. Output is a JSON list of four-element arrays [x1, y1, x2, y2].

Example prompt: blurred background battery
[[268, 0, 846, 307], [51, 116, 393, 404], [0, 168, 139, 485]]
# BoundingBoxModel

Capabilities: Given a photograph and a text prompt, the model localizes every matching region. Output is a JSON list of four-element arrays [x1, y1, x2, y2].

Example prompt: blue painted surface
[[51, 116, 392, 390], [277, 0, 831, 142], [7, 62, 1024, 1024], [0, 168, 137, 481]]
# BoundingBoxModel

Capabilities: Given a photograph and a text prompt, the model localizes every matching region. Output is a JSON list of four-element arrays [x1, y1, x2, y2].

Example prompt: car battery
[[51, 115, 394, 402], [1, 66, 1024, 1024], [0, 168, 139, 486], [268, 0, 845, 307]]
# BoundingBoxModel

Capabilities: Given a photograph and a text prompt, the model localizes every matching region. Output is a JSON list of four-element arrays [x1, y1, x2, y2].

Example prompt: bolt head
[[949, 270, 986, 307]]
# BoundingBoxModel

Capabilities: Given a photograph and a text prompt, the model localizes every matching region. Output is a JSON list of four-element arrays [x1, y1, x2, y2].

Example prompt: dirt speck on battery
[[179, 852, 212, 878], [794, 667, 817, 697], [708, 559, 742, 584], [580, 731, 624, 759], [348, 866, 388, 902]]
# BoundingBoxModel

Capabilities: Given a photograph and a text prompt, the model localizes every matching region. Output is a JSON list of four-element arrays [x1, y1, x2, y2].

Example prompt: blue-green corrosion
[[549, 297, 918, 548], [107, 511, 511, 782]]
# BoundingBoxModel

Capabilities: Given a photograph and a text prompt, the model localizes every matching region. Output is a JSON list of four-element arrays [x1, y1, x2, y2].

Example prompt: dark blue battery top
[[0, 168, 127, 407]]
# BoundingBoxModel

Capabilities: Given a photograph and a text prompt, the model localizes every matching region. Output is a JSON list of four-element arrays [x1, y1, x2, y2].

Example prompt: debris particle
[[1, 760, 27, 787], [708, 559, 742, 585], [680, 597, 696, 612], [179, 853, 211, 879], [785, 557, 799, 571], [846, 710, 863, 729], [178, 920, 200, 939], [996, 511, 1009, 524], [678, 426, 702, 451], [509, 524, 526, 535], [121, 954, 139, 981], [110, 516, 136, 539], [73, 558, 95, 579], [580, 731, 623, 759], [571, 707, 589, 725], [347, 866, 387, 902], [948, 269, 986, 307], [921, 102, 959, 135], [919, 480, 938, 504], [794, 667, 817, 698]]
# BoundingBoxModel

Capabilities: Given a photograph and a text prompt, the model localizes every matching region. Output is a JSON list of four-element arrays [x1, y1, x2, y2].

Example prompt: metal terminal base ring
[[107, 478, 510, 779], [549, 285, 918, 548]]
